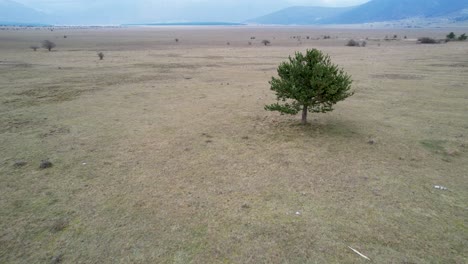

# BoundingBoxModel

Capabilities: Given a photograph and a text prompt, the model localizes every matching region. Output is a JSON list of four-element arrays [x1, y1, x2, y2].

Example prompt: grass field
[[0, 26, 467, 263]]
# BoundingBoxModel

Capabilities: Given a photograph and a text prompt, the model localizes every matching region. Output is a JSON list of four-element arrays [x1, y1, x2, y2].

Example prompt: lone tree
[[261, 39, 271, 46], [265, 49, 353, 124], [97, 52, 104, 60], [458, 33, 467, 41], [447, 32, 456, 40], [42, 40, 56, 51]]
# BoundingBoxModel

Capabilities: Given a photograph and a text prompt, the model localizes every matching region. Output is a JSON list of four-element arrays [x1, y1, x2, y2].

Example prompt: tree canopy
[[265, 49, 353, 124]]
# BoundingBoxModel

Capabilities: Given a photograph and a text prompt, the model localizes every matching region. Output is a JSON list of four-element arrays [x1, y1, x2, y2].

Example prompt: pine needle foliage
[[265, 49, 353, 124]]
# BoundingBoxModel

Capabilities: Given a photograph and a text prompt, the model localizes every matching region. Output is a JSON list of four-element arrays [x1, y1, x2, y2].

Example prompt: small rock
[[434, 185, 448, 191], [445, 149, 460, 157], [295, 211, 301, 215], [82, 162, 87, 165], [13, 160, 27, 167], [241, 204, 250, 209], [50, 254, 63, 264], [368, 139, 376, 145], [40, 160, 53, 169]]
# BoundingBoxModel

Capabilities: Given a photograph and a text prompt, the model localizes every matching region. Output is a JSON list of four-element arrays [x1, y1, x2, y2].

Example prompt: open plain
[[0, 26, 467, 263]]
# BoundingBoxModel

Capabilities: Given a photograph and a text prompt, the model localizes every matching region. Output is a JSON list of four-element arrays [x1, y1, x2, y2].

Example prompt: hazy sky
[[13, 0, 371, 23]]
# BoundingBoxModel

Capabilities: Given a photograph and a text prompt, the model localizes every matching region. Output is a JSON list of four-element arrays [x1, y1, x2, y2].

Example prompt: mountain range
[[249, 0, 468, 25], [1, 0, 468, 26], [0, 0, 49, 24]]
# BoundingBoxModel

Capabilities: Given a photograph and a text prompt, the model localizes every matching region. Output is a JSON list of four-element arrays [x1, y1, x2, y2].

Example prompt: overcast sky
[[13, 0, 371, 23]]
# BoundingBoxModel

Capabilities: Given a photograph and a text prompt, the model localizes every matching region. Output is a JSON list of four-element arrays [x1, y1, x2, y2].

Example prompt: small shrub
[[458, 33, 467, 41], [226, 42, 230, 46], [248, 41, 252, 45], [418, 37, 439, 44], [175, 38, 179, 43], [346, 39, 360, 47], [250, 36, 256, 40], [261, 40, 271, 46], [97, 52, 104, 60], [361, 41, 367, 47], [393, 34, 398, 39], [39, 160, 53, 169], [41, 40, 56, 51], [30, 45, 39, 51]]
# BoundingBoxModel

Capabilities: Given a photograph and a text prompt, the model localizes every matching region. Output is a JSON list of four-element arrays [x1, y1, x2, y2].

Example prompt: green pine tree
[[447, 32, 456, 40], [265, 49, 353, 124], [458, 33, 467, 41]]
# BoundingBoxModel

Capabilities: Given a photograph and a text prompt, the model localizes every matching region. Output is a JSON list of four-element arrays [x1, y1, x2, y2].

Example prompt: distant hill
[[249, 0, 468, 25], [322, 0, 468, 24], [0, 0, 49, 24], [246, 6, 355, 25]]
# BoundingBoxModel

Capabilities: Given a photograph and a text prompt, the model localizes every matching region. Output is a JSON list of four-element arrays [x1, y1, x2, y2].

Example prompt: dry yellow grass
[[0, 26, 467, 263]]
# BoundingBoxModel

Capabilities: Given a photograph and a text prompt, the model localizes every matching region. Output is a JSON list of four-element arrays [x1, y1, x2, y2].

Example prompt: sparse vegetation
[[261, 39, 271, 46], [445, 32, 467, 42], [1, 27, 467, 264], [30, 45, 39, 51], [97, 52, 104, 60], [41, 40, 56, 51], [265, 49, 353, 124], [175, 38, 179, 43]]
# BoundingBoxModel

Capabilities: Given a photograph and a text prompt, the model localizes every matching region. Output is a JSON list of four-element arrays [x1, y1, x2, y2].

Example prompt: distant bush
[[175, 38, 179, 43], [446, 32, 456, 40], [248, 41, 252, 45], [361, 41, 367, 47], [346, 39, 360, 47], [445, 32, 467, 42], [30, 45, 39, 51], [261, 40, 271, 46], [97, 52, 104, 60], [250, 36, 256, 40], [226, 42, 230, 46], [41, 40, 56, 51], [418, 37, 439, 44], [323, 35, 331, 39]]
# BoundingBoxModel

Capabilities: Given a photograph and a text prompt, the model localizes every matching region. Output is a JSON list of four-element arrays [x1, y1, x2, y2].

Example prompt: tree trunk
[[301, 105, 308, 124]]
